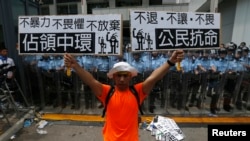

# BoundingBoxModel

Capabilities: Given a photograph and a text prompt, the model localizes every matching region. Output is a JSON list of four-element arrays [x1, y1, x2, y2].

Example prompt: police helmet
[[240, 42, 246, 47], [194, 50, 201, 54], [242, 46, 249, 52], [227, 42, 237, 52], [204, 49, 210, 54], [235, 48, 242, 55]]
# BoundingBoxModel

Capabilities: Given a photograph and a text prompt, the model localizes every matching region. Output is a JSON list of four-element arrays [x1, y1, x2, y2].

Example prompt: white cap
[[107, 62, 138, 79]]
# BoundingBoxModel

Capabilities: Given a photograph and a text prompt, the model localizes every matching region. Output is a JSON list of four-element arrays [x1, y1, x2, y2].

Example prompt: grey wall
[[218, 0, 237, 45], [232, 0, 250, 46]]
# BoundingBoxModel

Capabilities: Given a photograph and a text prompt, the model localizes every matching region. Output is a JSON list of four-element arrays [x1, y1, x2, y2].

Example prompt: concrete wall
[[232, 0, 250, 46], [218, 0, 237, 45], [92, 4, 189, 21], [188, 0, 207, 12]]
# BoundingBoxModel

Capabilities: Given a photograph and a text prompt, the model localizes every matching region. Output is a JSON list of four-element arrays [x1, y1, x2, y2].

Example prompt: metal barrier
[[0, 67, 31, 128]]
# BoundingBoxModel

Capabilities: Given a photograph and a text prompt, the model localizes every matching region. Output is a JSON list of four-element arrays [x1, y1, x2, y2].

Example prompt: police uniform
[[209, 48, 229, 114], [181, 51, 195, 109], [187, 50, 202, 108], [225, 42, 237, 61], [23, 55, 42, 105], [37, 55, 57, 106], [79, 55, 96, 109], [223, 49, 245, 112], [96, 56, 109, 84], [131, 53, 145, 84], [236, 47, 250, 110], [148, 52, 164, 113]]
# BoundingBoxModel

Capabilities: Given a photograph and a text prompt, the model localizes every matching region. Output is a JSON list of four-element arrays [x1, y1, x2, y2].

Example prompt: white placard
[[130, 10, 221, 51], [18, 14, 122, 55]]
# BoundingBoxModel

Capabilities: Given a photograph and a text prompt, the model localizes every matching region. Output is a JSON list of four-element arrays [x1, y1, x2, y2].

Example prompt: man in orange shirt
[[64, 49, 184, 141]]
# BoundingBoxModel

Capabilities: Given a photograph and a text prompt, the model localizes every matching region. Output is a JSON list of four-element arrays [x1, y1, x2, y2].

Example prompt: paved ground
[[1, 96, 249, 141], [1, 104, 249, 141], [12, 121, 207, 141]]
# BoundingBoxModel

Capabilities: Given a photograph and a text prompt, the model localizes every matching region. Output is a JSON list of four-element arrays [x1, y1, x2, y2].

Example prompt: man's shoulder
[[132, 83, 143, 93], [102, 84, 112, 91]]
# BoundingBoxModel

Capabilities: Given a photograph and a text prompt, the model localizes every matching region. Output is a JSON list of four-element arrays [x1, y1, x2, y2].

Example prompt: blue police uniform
[[190, 51, 213, 108], [79, 55, 96, 71], [37, 55, 58, 106], [181, 55, 194, 73], [131, 55, 145, 74], [96, 56, 109, 84], [141, 52, 151, 71], [236, 47, 250, 110], [148, 52, 165, 113], [131, 53, 145, 84], [207, 50, 229, 115], [223, 49, 244, 112], [79, 55, 96, 109]]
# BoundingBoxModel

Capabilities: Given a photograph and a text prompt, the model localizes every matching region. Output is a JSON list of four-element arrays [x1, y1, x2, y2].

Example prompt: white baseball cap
[[107, 61, 138, 79]]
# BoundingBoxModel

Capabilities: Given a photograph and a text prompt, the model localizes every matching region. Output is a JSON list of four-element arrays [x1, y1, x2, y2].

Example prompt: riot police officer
[[236, 46, 250, 110], [37, 55, 57, 107], [148, 51, 164, 113], [223, 48, 245, 112], [131, 52, 145, 84], [79, 55, 96, 109], [210, 47, 229, 115]]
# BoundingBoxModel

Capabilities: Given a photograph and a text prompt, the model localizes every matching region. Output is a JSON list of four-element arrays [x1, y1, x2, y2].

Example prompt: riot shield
[[216, 72, 227, 111], [168, 71, 182, 110], [197, 72, 208, 114], [180, 71, 192, 115], [231, 72, 245, 113]]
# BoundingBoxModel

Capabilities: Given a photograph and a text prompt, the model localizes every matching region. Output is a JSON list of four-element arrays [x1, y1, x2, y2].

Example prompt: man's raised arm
[[64, 53, 103, 97], [142, 50, 184, 95]]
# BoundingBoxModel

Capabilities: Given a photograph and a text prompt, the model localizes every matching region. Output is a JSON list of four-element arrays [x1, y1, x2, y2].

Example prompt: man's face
[[220, 53, 226, 59], [151, 52, 158, 57], [0, 49, 8, 57], [133, 54, 139, 60], [113, 71, 132, 90]]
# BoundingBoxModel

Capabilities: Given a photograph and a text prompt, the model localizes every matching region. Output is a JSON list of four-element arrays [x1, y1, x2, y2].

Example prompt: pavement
[[2, 110, 250, 141], [0, 108, 209, 141], [1, 96, 250, 141], [9, 120, 208, 141]]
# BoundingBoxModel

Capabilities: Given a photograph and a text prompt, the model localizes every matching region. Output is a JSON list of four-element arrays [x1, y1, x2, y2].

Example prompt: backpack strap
[[102, 86, 115, 117], [129, 85, 144, 115]]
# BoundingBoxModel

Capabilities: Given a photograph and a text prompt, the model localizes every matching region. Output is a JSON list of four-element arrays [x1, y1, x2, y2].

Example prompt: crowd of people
[[2, 41, 250, 118], [1, 40, 250, 140]]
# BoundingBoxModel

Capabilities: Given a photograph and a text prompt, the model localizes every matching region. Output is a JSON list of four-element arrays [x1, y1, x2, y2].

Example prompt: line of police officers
[[22, 42, 250, 115]]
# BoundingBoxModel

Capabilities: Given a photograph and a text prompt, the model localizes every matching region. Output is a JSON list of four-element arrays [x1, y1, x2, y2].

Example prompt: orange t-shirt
[[97, 83, 147, 141]]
